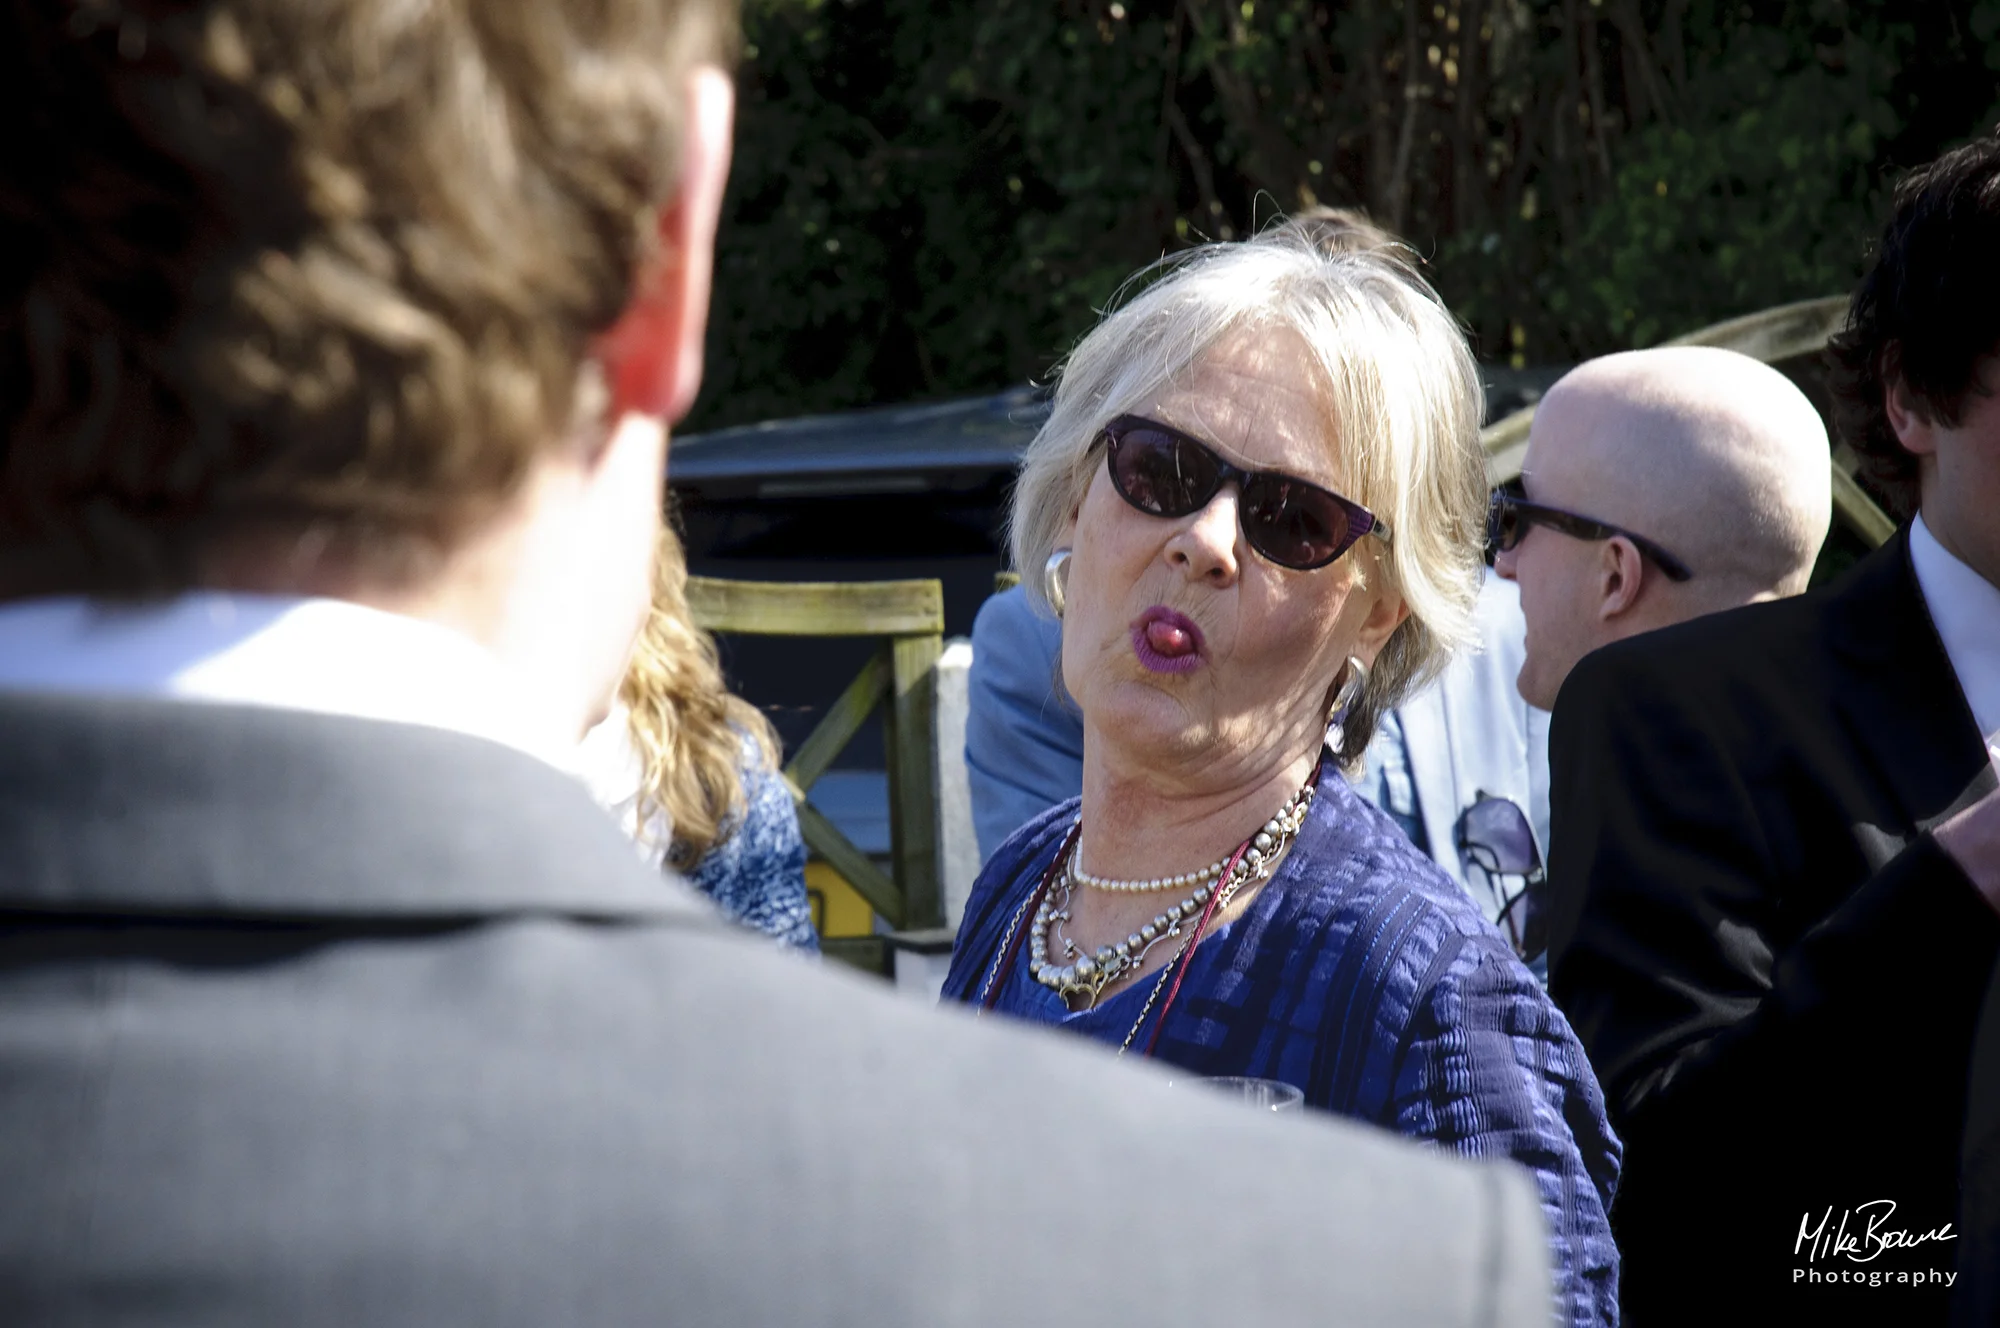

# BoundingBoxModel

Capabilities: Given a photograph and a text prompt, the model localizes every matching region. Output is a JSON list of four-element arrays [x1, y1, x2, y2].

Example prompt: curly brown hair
[[621, 527, 781, 870], [0, 0, 734, 597], [1825, 127, 2000, 523]]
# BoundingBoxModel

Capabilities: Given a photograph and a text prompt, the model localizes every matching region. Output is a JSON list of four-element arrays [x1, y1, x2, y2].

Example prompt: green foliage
[[688, 0, 2000, 431], [697, 0, 1178, 429], [1441, 19, 1904, 360]]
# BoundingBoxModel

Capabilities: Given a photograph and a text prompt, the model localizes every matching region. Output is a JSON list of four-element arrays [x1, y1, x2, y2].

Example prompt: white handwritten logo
[[1795, 1201, 1955, 1265]]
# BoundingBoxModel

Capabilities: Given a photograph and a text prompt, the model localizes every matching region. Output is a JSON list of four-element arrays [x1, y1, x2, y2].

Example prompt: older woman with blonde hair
[[942, 218, 1619, 1326], [578, 527, 816, 951]]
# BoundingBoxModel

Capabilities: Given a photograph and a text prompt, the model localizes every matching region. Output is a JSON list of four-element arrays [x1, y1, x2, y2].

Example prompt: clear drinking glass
[[1203, 1076, 1304, 1113]]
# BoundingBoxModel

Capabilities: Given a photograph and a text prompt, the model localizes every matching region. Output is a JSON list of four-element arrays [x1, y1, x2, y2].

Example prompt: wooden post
[[687, 573, 948, 963], [885, 632, 943, 931]]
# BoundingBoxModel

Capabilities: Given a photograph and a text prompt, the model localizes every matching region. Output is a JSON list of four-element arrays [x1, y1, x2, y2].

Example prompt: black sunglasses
[[1487, 491, 1692, 582], [1455, 792, 1549, 964], [1099, 414, 1389, 571]]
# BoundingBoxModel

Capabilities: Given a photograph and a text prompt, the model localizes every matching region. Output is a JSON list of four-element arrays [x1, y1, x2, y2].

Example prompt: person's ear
[[597, 67, 736, 428], [1596, 537, 1647, 620], [1349, 584, 1411, 665], [1885, 374, 1940, 459]]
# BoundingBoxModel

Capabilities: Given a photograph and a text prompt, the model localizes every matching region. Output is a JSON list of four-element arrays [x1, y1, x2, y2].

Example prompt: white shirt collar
[[0, 593, 575, 770], [1909, 513, 2000, 766]]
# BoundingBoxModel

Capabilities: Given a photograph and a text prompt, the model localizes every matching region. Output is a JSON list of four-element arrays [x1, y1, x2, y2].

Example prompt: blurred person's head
[[1493, 346, 1831, 710], [1010, 212, 1487, 770], [1828, 128, 2000, 589], [0, 0, 738, 741], [617, 524, 779, 870]]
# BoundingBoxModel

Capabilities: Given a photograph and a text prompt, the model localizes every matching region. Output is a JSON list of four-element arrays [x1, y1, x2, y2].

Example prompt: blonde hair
[[2, 0, 735, 596], [621, 528, 781, 870], [1009, 214, 1488, 759]]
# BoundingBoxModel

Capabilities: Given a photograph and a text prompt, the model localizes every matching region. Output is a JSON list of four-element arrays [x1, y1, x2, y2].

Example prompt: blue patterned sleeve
[[1390, 944, 1622, 1328], [686, 742, 818, 953]]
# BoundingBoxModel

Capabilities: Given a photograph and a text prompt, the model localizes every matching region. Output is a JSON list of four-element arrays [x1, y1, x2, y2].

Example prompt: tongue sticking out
[[1145, 620, 1197, 657]]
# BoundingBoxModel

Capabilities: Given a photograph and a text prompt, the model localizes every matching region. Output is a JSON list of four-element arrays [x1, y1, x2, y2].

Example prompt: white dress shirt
[[574, 700, 673, 866], [0, 593, 574, 769], [1910, 513, 2000, 767]]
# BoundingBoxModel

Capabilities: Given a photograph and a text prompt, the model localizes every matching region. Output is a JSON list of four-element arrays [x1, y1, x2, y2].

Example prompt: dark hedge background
[[688, 0, 2000, 431]]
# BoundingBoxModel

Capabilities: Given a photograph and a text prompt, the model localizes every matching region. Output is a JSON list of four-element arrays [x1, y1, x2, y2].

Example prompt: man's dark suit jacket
[[0, 692, 1553, 1326], [1546, 529, 2000, 1325], [1958, 963, 2000, 1324]]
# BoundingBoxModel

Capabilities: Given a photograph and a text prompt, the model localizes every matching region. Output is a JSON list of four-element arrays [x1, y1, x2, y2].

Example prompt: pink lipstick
[[1131, 607, 1205, 674]]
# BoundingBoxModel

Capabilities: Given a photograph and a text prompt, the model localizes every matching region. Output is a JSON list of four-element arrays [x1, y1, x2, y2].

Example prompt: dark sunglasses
[[1099, 414, 1388, 571], [1455, 792, 1548, 963], [1486, 491, 1693, 582]]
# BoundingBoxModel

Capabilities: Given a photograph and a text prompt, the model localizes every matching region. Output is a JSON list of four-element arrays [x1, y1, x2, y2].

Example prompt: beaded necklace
[[1031, 778, 1315, 1008], [1068, 852, 1232, 894], [975, 758, 1322, 1056]]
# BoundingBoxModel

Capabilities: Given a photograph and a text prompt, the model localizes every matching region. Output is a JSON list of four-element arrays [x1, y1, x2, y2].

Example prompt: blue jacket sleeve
[[1392, 946, 1621, 1328], [965, 586, 1084, 862]]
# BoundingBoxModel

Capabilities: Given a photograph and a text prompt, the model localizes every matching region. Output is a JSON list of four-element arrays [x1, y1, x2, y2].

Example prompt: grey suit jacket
[[0, 694, 1551, 1326]]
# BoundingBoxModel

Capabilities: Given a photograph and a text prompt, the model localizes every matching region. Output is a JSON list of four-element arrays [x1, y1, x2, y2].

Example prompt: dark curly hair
[[1826, 128, 2000, 523]]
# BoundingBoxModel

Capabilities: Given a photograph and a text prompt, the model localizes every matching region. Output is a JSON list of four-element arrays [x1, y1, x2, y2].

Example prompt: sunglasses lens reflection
[[1111, 429, 1216, 517], [1242, 477, 1348, 569], [1108, 423, 1359, 571], [1460, 795, 1546, 964], [1463, 798, 1539, 874]]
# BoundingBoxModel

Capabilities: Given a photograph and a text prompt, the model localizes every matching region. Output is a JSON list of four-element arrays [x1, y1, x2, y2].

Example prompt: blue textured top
[[942, 762, 1620, 1327], [685, 756, 818, 953]]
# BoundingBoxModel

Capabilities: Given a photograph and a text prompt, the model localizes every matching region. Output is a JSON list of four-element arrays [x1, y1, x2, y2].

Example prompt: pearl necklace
[[1028, 780, 1317, 1009], [1068, 853, 1229, 894], [1067, 779, 1315, 893]]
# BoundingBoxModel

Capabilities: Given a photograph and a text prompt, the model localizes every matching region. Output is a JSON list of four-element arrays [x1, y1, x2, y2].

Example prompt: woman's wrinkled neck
[[1074, 724, 1321, 884]]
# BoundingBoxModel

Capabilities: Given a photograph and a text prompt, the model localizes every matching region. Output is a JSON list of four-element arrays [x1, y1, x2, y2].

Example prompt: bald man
[[1492, 345, 1832, 709]]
